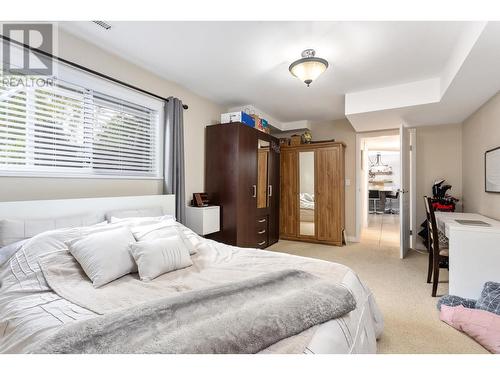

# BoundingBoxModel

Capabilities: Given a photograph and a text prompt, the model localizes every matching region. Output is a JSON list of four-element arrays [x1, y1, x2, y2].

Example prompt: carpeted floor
[[267, 215, 488, 354]]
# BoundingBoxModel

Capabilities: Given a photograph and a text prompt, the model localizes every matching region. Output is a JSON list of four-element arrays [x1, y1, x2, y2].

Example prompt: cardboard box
[[220, 112, 255, 127], [261, 119, 270, 134], [290, 135, 301, 146], [252, 114, 263, 131]]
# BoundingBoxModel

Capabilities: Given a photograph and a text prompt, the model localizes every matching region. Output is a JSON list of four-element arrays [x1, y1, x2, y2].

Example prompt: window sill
[[0, 171, 163, 180]]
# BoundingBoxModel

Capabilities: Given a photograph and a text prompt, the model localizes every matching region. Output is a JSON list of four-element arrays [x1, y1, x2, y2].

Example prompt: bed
[[0, 195, 383, 354]]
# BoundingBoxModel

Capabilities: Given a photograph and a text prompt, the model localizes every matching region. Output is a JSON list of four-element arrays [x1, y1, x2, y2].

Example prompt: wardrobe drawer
[[256, 238, 268, 248], [256, 230, 268, 248], [256, 216, 268, 231], [256, 215, 269, 248]]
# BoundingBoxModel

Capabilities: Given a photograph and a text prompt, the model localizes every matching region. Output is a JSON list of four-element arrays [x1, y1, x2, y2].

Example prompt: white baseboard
[[346, 235, 359, 243]]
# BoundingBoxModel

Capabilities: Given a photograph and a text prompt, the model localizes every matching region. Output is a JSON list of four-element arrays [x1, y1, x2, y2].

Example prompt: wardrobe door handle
[[258, 241, 266, 246], [252, 185, 256, 198], [258, 229, 266, 234], [268, 185, 272, 197], [258, 219, 266, 223]]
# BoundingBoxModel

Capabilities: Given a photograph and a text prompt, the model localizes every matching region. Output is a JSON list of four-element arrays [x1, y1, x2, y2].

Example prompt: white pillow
[[0, 213, 104, 247], [67, 226, 137, 288], [131, 222, 197, 255], [105, 207, 164, 222], [129, 237, 193, 281]]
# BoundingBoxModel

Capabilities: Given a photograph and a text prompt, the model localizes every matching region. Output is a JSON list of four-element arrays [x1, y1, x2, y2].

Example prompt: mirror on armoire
[[299, 151, 315, 236], [257, 139, 270, 208]]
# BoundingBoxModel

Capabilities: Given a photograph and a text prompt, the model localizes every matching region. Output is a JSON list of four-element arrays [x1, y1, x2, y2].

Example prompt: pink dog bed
[[440, 305, 500, 353]]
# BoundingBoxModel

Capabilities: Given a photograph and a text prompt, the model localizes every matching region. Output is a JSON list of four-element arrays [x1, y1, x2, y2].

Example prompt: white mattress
[[0, 222, 383, 354]]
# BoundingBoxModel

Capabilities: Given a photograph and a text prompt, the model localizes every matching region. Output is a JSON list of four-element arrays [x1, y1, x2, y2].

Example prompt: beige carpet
[[268, 215, 488, 354]]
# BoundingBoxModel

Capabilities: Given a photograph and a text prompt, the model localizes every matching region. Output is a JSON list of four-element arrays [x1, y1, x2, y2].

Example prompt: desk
[[435, 212, 500, 298]]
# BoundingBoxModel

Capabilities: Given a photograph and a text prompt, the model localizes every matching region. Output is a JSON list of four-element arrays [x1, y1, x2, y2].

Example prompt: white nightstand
[[185, 205, 220, 236]]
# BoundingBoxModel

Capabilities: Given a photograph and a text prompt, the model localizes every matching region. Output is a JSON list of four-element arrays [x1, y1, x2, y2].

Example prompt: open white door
[[409, 129, 417, 250], [399, 124, 410, 258]]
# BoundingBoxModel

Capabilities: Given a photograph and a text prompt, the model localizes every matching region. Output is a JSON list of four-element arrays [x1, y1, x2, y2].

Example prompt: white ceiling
[[59, 21, 500, 131]]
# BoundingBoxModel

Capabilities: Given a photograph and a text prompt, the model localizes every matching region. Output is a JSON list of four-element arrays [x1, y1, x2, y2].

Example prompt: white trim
[[0, 170, 162, 180], [0, 194, 176, 221], [346, 235, 359, 243], [409, 128, 417, 250], [355, 132, 363, 242]]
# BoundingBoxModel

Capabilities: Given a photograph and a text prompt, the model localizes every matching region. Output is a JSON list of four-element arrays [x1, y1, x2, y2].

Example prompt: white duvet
[[0, 220, 383, 354], [299, 193, 315, 210]]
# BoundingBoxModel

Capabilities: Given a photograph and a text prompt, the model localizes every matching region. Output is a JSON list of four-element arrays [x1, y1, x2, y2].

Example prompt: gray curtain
[[163, 97, 185, 224]]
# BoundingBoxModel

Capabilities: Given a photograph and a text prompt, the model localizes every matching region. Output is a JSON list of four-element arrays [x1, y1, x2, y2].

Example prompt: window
[[0, 67, 162, 178]]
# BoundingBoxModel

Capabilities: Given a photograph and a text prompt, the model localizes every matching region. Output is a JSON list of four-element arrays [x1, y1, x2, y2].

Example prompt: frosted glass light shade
[[289, 50, 328, 87]]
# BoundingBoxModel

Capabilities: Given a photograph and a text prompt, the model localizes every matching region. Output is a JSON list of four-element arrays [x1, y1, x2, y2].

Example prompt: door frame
[[409, 128, 417, 250], [354, 129, 417, 247]]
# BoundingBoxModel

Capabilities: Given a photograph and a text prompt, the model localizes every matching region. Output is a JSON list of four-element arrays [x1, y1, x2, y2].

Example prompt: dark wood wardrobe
[[205, 122, 280, 249]]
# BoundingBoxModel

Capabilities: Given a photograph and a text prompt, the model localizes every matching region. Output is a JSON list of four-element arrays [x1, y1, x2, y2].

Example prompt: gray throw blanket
[[30, 270, 356, 354]]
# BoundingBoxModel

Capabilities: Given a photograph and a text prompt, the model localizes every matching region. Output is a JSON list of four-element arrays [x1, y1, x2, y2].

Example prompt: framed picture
[[485, 146, 500, 193]]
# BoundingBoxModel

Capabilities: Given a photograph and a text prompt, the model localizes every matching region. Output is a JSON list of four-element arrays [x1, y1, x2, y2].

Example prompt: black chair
[[368, 190, 382, 214], [385, 191, 399, 214], [423, 196, 449, 297]]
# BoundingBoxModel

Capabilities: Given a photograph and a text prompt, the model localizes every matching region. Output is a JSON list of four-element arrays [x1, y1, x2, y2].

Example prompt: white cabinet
[[185, 206, 220, 235]]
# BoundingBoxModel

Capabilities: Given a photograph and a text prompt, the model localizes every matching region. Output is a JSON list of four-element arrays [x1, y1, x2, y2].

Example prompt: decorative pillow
[[437, 295, 476, 310], [440, 305, 500, 353], [0, 214, 103, 247], [105, 207, 164, 222], [131, 222, 197, 255], [476, 281, 500, 315], [129, 237, 193, 281], [67, 226, 137, 288]]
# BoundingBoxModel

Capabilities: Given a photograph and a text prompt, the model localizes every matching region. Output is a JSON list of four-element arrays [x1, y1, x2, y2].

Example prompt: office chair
[[369, 190, 382, 214], [385, 191, 399, 214]]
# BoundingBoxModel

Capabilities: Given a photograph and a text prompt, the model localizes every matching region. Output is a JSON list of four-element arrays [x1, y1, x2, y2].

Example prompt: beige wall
[[415, 124, 463, 230], [309, 119, 357, 239], [0, 30, 225, 203], [462, 92, 500, 219]]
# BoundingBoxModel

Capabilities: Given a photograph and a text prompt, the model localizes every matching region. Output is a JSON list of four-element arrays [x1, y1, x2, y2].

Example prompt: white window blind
[[0, 70, 161, 178]]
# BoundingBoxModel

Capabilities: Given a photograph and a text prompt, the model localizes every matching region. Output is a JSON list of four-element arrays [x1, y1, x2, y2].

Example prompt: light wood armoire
[[280, 141, 346, 246]]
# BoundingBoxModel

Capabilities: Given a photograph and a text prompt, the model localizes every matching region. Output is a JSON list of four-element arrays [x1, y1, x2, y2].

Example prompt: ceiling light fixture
[[289, 49, 328, 87]]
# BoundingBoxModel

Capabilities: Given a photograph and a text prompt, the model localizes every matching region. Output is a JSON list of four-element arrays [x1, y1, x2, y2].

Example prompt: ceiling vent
[[92, 21, 112, 30]]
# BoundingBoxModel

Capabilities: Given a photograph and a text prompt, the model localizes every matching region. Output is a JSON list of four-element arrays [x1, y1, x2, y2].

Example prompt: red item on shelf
[[432, 202, 455, 212]]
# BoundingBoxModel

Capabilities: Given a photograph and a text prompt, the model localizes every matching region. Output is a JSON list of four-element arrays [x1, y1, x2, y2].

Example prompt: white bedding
[[0, 220, 383, 354], [299, 193, 315, 210]]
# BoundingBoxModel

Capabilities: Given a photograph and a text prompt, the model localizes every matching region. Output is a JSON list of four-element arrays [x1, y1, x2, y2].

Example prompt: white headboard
[[0, 195, 176, 221]]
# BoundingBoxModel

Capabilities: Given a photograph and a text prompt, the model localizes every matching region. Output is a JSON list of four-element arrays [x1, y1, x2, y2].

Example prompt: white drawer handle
[[258, 229, 266, 234], [258, 219, 266, 223], [258, 241, 266, 246]]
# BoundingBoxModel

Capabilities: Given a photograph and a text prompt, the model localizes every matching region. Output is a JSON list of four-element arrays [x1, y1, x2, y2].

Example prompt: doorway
[[355, 127, 417, 258], [357, 132, 401, 249]]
